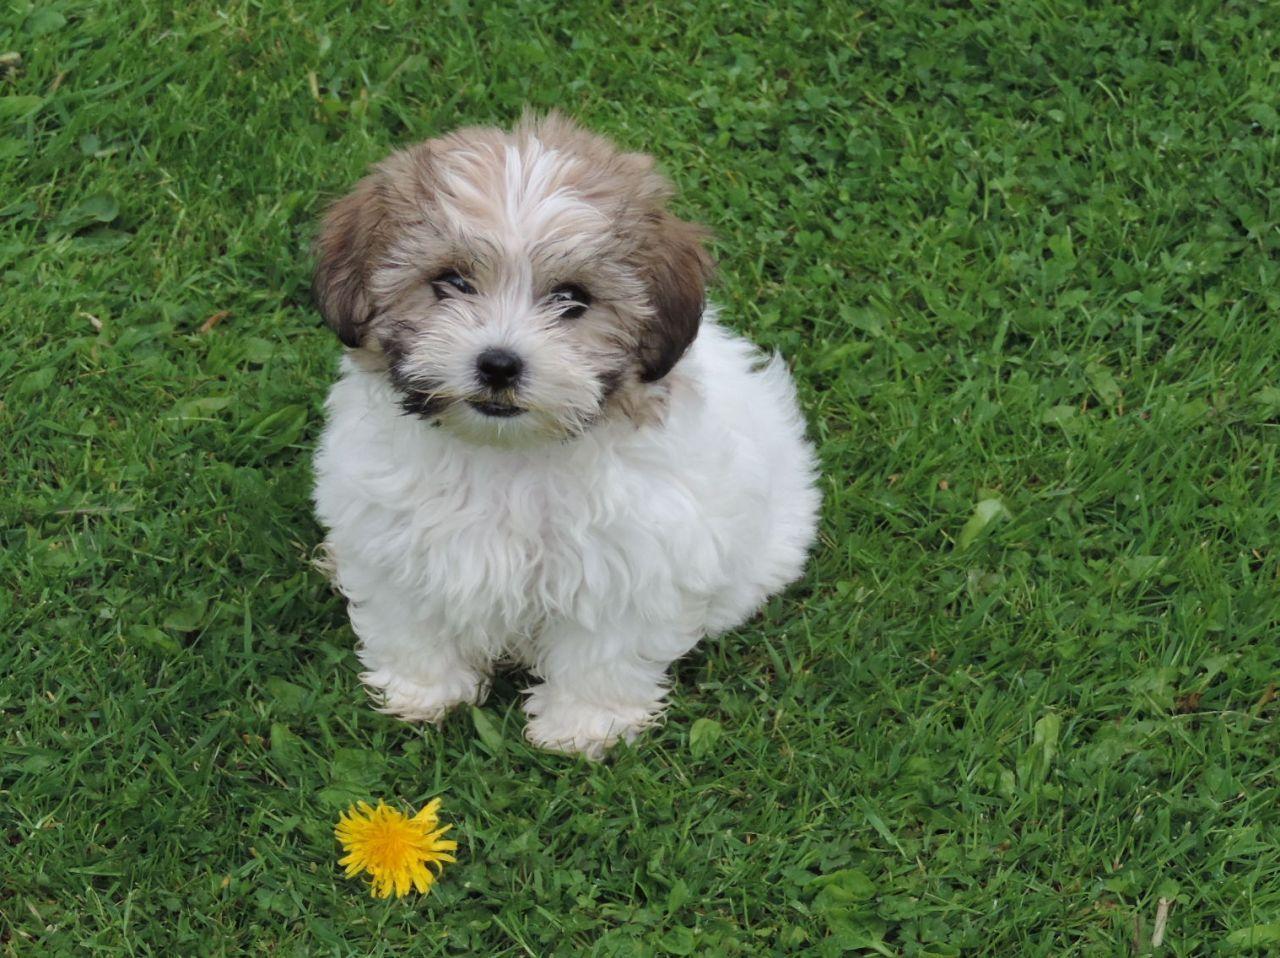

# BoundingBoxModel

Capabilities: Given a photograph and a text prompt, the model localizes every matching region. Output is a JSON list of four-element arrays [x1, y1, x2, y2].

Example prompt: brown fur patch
[[634, 212, 714, 382], [312, 174, 389, 347]]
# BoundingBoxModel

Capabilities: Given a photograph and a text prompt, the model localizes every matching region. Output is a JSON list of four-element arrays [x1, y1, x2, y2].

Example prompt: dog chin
[[426, 398, 589, 447]]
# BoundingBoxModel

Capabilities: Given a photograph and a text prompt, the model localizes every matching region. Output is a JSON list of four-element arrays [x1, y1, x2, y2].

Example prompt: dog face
[[312, 114, 713, 444]]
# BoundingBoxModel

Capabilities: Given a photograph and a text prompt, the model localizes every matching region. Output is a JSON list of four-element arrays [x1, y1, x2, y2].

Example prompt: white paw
[[361, 668, 487, 724], [522, 686, 663, 759]]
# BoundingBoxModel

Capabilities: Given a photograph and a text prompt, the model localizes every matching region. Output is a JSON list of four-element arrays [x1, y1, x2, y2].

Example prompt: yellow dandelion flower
[[334, 798, 457, 899]]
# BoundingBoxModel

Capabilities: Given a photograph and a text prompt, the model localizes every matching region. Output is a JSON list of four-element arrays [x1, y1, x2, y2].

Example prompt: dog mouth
[[467, 399, 525, 418]]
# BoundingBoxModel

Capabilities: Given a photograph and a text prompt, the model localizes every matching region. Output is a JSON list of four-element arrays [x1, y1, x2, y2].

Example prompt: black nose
[[476, 348, 523, 389]]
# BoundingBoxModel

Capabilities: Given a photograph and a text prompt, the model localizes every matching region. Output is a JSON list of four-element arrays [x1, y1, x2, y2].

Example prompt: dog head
[[312, 113, 713, 444]]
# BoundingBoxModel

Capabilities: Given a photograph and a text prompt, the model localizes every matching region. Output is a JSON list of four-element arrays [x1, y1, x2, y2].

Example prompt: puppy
[[312, 114, 819, 758]]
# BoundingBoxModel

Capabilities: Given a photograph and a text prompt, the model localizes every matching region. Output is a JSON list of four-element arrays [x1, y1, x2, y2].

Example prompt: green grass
[[4, 0, 1280, 954]]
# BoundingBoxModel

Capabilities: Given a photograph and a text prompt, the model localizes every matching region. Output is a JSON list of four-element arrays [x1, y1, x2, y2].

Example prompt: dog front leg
[[345, 584, 491, 724], [522, 616, 698, 758]]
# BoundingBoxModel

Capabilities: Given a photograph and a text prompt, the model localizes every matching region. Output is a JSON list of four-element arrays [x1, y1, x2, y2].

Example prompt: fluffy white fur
[[315, 319, 817, 757], [311, 117, 819, 757]]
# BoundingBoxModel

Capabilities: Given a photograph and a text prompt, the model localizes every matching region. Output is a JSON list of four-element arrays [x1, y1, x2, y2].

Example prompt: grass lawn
[[4, 0, 1280, 954]]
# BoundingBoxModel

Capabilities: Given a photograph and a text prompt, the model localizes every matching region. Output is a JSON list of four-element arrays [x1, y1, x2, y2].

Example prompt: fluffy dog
[[312, 114, 819, 758]]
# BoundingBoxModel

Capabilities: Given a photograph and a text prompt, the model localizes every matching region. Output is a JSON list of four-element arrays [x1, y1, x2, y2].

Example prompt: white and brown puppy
[[312, 114, 819, 758]]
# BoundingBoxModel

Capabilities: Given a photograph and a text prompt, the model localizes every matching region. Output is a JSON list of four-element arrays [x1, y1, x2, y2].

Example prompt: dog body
[[312, 116, 819, 756]]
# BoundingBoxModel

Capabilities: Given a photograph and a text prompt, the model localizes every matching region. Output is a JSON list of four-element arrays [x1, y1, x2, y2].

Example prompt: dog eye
[[432, 270, 476, 297], [547, 284, 591, 319]]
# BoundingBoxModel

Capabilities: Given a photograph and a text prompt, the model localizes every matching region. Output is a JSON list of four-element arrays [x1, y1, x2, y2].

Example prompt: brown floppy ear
[[636, 212, 714, 382], [312, 174, 386, 348]]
